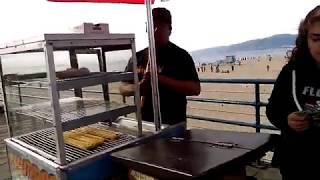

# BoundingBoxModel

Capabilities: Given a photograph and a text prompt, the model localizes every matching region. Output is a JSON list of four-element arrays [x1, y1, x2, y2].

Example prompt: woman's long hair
[[290, 6, 320, 64]]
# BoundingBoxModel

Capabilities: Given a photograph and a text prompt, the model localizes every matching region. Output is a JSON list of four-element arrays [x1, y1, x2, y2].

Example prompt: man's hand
[[140, 72, 151, 96], [288, 112, 311, 132]]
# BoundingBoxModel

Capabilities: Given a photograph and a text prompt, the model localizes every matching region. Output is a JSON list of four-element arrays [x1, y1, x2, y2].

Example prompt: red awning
[[48, 0, 154, 4]]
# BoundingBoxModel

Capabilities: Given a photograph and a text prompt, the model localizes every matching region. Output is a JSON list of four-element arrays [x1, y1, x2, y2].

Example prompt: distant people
[[210, 65, 214, 72], [266, 64, 270, 72], [266, 6, 320, 180], [216, 64, 220, 73], [268, 54, 272, 61], [231, 65, 234, 71]]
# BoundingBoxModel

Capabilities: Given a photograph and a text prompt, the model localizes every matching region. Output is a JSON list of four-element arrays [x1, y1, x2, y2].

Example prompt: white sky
[[0, 0, 319, 51]]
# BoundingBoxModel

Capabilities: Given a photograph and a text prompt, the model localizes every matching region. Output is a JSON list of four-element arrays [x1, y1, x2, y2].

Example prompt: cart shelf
[[56, 72, 133, 91], [15, 97, 136, 131]]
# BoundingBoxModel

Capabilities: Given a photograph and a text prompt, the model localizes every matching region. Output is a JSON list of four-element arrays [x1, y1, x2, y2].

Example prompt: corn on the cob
[[84, 127, 119, 140], [64, 137, 96, 150]]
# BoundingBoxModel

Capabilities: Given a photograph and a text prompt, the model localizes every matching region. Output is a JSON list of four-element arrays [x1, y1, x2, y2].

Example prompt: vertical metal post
[[131, 39, 143, 136], [44, 44, 67, 165], [0, 57, 12, 138], [145, 0, 162, 131], [17, 83, 22, 106], [69, 49, 83, 98], [0, 57, 13, 179], [98, 49, 110, 101], [255, 83, 261, 133]]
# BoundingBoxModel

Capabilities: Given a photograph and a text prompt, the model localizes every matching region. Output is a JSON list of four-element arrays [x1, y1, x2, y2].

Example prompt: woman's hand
[[288, 112, 311, 132]]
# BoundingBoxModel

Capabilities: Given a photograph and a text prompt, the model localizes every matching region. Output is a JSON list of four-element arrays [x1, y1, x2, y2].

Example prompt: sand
[[187, 54, 287, 132]]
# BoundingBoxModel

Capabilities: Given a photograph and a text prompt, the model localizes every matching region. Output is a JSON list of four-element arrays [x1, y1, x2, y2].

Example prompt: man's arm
[[119, 82, 135, 96], [158, 74, 200, 96], [120, 73, 200, 97]]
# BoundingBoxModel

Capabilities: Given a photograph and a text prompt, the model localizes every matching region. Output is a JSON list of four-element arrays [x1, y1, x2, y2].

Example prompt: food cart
[[0, 23, 163, 180]]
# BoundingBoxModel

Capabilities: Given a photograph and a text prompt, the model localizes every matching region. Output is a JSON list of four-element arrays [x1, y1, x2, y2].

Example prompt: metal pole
[[0, 57, 12, 138], [255, 83, 261, 132], [17, 83, 22, 106], [145, 0, 162, 131], [44, 44, 67, 165], [98, 48, 110, 101], [131, 38, 143, 136], [69, 49, 83, 98]]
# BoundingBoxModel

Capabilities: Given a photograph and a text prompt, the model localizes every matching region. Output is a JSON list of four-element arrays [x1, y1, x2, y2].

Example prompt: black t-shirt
[[125, 41, 199, 125]]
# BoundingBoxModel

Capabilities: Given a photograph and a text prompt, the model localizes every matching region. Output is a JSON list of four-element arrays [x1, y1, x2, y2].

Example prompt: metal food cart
[[0, 24, 150, 180]]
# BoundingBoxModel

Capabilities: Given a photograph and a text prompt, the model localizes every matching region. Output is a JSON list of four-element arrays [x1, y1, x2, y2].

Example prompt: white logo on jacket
[[302, 86, 320, 97]]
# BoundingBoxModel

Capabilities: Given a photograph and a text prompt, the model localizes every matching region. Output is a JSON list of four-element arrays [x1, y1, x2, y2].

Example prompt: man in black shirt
[[120, 7, 200, 125]]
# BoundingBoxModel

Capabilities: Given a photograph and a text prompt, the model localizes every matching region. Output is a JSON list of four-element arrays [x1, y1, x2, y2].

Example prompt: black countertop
[[111, 129, 278, 179]]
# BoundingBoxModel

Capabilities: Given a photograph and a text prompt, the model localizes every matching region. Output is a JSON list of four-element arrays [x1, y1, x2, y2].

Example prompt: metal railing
[[1, 78, 278, 132], [187, 79, 277, 132]]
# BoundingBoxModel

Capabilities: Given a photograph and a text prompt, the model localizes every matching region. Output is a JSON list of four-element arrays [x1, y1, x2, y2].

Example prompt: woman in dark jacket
[[266, 6, 320, 180]]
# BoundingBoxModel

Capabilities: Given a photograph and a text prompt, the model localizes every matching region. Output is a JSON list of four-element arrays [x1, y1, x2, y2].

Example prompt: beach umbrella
[[49, 0, 154, 3], [47, 0, 162, 131]]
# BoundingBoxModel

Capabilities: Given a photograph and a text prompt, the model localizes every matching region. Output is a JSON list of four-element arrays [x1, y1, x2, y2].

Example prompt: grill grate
[[15, 97, 127, 123], [14, 124, 136, 163]]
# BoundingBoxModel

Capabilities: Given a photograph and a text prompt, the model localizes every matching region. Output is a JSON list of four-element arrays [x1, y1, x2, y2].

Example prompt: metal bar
[[61, 105, 136, 131], [11, 84, 121, 95], [130, 38, 143, 137], [0, 41, 45, 55], [56, 72, 133, 91], [200, 78, 276, 84], [44, 44, 67, 165], [69, 49, 83, 98], [255, 83, 261, 133], [17, 83, 22, 106], [0, 57, 13, 179], [0, 57, 12, 138], [188, 106, 267, 117], [6, 93, 50, 100], [145, 0, 162, 131], [187, 97, 257, 106], [49, 39, 132, 49], [187, 115, 278, 131], [99, 48, 110, 101]]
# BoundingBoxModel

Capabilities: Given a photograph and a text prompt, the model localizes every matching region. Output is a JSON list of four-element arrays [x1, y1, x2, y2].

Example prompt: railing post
[[18, 83, 22, 106], [255, 83, 261, 132]]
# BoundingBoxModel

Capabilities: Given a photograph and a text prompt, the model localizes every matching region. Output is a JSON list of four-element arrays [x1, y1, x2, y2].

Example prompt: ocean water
[[191, 47, 290, 63], [0, 50, 131, 75]]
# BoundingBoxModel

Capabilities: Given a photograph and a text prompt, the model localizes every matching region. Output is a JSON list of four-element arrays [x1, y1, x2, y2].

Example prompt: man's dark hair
[[152, 7, 172, 29]]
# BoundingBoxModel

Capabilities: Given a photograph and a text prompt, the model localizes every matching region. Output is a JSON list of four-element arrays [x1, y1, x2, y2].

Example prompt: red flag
[[48, 0, 154, 4]]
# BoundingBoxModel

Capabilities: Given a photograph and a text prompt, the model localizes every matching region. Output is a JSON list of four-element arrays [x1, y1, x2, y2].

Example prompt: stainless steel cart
[[0, 27, 145, 179]]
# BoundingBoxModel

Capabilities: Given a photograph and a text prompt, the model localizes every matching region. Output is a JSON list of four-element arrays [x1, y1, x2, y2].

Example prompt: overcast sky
[[0, 0, 319, 51]]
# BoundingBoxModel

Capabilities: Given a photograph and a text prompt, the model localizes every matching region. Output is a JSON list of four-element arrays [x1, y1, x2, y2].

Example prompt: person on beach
[[266, 6, 320, 180], [119, 7, 200, 125]]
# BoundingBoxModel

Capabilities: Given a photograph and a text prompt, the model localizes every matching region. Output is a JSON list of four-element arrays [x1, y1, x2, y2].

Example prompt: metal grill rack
[[15, 97, 136, 131], [12, 124, 136, 163]]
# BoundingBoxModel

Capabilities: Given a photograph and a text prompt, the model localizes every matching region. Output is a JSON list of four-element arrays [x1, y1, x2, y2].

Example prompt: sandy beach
[[187, 54, 287, 133]]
